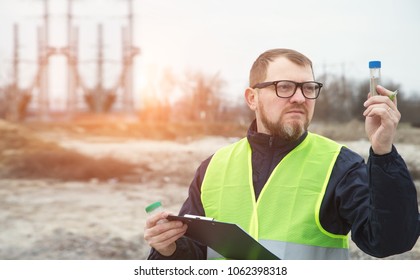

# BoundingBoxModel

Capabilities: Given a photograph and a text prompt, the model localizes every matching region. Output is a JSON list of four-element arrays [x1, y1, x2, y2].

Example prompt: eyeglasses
[[252, 80, 323, 99]]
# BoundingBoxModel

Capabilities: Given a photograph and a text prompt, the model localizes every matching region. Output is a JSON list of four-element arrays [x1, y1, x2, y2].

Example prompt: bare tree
[[175, 71, 225, 122], [396, 90, 420, 126], [0, 84, 31, 121], [314, 73, 356, 122]]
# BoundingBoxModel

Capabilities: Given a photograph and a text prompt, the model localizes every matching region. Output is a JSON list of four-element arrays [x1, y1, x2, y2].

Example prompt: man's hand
[[144, 211, 187, 257], [363, 85, 401, 155]]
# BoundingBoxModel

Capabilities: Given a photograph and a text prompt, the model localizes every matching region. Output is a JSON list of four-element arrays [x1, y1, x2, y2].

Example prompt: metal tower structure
[[2, 0, 140, 120], [120, 0, 140, 113]]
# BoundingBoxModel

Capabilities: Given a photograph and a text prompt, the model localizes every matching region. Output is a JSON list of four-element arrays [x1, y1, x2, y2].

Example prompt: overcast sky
[[0, 0, 419, 108]]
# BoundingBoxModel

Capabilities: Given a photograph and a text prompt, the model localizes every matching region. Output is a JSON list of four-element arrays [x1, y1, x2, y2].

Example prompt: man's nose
[[290, 86, 306, 103]]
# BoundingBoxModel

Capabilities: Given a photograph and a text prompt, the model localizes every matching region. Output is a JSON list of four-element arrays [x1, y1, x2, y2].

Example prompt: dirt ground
[[0, 119, 419, 260]]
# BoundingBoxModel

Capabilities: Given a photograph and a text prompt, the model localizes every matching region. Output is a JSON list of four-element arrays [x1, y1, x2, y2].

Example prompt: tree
[[353, 80, 402, 121], [397, 91, 420, 126], [314, 73, 357, 122], [175, 71, 225, 122]]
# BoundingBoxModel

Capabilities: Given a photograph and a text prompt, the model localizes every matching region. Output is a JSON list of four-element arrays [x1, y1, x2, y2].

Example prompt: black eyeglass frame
[[252, 80, 323, 99]]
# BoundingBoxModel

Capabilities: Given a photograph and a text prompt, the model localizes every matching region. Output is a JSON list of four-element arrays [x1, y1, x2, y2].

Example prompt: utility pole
[[8, 23, 20, 121], [66, 0, 77, 115], [12, 24, 19, 91], [7, 23, 31, 121], [37, 0, 50, 119], [121, 0, 139, 113], [95, 23, 105, 112]]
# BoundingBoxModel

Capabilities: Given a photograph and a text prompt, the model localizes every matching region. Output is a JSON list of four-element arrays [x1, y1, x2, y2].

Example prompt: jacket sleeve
[[330, 146, 419, 258], [147, 157, 211, 260], [361, 146, 419, 257]]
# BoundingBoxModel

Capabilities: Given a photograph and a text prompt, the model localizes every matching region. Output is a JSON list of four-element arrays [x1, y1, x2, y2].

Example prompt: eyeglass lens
[[276, 81, 320, 98]]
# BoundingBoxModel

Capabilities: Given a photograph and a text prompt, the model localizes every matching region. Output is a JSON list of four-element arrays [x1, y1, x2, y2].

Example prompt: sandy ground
[[0, 130, 419, 260]]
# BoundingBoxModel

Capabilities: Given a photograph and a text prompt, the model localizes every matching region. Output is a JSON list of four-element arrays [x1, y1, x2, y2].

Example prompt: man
[[144, 48, 419, 259]]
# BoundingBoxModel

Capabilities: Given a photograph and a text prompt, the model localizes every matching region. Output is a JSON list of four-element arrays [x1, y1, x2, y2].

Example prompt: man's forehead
[[266, 57, 313, 78]]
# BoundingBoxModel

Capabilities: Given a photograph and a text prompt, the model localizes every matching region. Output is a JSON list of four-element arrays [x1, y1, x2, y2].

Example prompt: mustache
[[283, 105, 308, 114]]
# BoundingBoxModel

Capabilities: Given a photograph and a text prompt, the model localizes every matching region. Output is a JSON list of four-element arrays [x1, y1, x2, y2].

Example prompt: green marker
[[389, 90, 398, 101]]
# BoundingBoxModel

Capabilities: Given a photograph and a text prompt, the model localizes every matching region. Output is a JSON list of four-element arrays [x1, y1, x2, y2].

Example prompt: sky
[[0, 0, 419, 109]]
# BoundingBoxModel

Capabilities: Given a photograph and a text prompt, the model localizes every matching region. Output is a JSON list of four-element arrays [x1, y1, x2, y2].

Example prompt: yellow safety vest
[[201, 132, 349, 259]]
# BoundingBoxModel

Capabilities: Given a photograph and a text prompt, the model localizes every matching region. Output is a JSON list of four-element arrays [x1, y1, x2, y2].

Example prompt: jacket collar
[[247, 119, 308, 151]]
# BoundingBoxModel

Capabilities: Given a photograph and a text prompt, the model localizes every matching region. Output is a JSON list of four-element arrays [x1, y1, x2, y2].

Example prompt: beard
[[258, 102, 309, 142]]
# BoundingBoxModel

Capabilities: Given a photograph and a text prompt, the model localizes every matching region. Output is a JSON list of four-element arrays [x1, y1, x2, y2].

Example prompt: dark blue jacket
[[148, 121, 420, 259]]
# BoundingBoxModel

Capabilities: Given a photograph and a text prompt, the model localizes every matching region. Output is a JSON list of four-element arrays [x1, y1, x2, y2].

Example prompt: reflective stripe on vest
[[207, 240, 349, 260], [201, 132, 349, 260]]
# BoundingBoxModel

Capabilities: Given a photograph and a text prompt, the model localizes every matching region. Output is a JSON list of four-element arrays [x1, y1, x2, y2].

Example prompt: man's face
[[252, 57, 316, 141]]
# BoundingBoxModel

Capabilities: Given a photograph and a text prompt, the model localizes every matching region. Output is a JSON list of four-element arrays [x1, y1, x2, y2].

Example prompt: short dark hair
[[249, 48, 314, 87]]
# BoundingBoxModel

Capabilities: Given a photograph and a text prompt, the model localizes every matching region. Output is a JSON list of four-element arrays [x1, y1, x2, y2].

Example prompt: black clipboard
[[167, 215, 280, 260]]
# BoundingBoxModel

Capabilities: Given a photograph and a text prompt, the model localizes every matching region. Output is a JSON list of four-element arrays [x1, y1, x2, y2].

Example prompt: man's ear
[[245, 87, 258, 111]]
